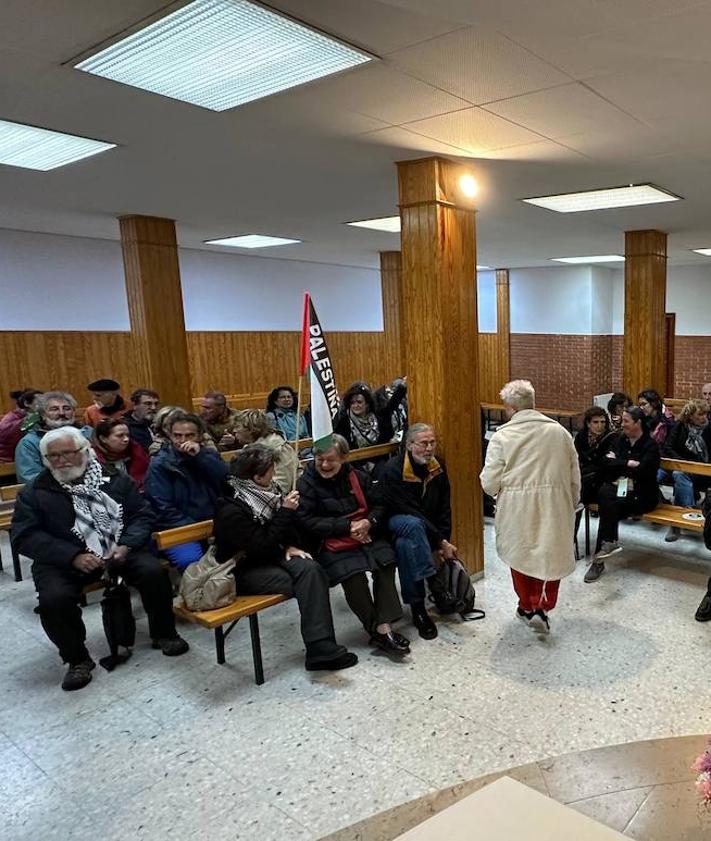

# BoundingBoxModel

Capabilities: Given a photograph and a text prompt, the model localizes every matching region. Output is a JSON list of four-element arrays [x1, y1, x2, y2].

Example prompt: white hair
[[40, 427, 90, 458], [500, 379, 535, 410], [406, 423, 434, 444]]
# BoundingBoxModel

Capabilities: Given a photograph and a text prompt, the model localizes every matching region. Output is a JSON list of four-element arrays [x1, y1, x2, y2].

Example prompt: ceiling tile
[[403, 108, 544, 154], [477, 139, 590, 162], [358, 125, 470, 156], [388, 25, 571, 105], [483, 83, 644, 140]]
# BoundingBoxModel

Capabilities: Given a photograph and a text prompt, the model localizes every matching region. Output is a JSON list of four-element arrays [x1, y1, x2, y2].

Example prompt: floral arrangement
[[692, 739, 711, 807]]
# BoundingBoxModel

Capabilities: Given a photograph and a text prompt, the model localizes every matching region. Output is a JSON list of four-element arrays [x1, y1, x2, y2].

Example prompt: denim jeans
[[388, 514, 437, 605], [671, 471, 695, 507]]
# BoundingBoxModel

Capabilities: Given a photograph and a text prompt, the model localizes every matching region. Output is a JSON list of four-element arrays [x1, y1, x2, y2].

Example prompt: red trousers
[[510, 569, 560, 612]]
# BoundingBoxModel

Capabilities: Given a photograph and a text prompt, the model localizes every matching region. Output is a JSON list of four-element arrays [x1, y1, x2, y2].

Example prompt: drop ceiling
[[2, 0, 711, 269]]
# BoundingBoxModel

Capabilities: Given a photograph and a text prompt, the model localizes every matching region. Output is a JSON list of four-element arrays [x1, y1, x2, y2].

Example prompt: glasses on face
[[46, 448, 83, 463], [412, 439, 436, 449]]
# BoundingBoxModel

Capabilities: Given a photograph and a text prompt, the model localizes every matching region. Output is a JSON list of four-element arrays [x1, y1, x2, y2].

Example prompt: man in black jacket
[[584, 406, 661, 582], [123, 388, 160, 452], [11, 427, 188, 692], [379, 423, 457, 640]]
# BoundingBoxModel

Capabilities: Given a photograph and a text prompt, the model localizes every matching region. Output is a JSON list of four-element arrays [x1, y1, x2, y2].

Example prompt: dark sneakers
[[584, 561, 605, 583], [152, 636, 190, 656], [411, 603, 438, 640], [369, 630, 411, 656], [62, 658, 96, 692], [695, 593, 711, 622], [529, 609, 550, 634]]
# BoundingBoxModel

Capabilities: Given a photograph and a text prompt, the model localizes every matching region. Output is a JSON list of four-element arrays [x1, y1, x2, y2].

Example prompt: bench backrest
[[659, 457, 711, 478], [0, 462, 16, 478], [0, 483, 23, 502], [154, 520, 214, 550]]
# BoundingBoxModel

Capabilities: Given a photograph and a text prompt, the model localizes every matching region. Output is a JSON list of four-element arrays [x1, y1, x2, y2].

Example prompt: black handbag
[[100, 575, 136, 671]]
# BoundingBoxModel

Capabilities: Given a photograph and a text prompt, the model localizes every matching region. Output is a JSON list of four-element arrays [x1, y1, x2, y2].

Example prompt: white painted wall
[[0, 228, 383, 332], [0, 229, 129, 330], [666, 264, 711, 335], [476, 271, 497, 333]]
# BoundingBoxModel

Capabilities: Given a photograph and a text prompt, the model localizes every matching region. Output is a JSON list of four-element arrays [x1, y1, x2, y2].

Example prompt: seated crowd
[[4, 376, 468, 694]]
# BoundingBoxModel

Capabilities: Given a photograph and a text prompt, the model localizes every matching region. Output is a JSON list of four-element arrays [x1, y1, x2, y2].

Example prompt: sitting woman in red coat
[[92, 418, 150, 490]]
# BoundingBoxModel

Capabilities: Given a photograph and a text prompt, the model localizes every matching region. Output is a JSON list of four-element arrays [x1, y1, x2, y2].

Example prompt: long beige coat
[[479, 409, 581, 581]]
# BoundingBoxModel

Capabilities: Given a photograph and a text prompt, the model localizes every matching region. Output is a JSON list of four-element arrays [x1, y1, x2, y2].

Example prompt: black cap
[[88, 378, 120, 391]]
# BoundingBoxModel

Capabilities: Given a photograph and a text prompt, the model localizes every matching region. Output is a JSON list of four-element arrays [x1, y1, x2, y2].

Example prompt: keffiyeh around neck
[[686, 424, 709, 462], [61, 457, 123, 558], [229, 476, 283, 523], [349, 411, 379, 448]]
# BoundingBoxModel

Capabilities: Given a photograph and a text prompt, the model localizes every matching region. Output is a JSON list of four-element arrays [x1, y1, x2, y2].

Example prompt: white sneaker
[[595, 540, 622, 560], [529, 610, 550, 634]]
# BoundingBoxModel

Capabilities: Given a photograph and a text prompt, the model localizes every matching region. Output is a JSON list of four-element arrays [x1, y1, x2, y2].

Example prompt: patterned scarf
[[229, 477, 283, 523], [60, 457, 124, 558], [349, 410, 379, 448], [686, 424, 709, 462]]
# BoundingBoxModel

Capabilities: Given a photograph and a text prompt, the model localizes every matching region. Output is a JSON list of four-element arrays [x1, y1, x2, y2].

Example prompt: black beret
[[88, 379, 120, 391]]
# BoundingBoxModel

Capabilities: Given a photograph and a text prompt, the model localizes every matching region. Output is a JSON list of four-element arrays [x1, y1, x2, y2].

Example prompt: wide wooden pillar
[[379, 251, 405, 376], [495, 269, 511, 386], [623, 230, 667, 398], [397, 157, 483, 574], [119, 215, 192, 408]]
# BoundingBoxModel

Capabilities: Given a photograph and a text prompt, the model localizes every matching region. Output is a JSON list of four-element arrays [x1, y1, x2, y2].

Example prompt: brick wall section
[[611, 336, 623, 392], [674, 336, 711, 397]]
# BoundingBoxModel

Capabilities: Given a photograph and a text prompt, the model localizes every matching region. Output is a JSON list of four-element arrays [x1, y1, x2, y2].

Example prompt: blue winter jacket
[[144, 445, 229, 529]]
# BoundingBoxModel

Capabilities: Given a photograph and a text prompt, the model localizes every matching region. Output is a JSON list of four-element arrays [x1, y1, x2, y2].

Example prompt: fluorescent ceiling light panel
[[691, 248, 711, 256], [522, 184, 681, 213], [205, 235, 300, 248], [0, 118, 115, 171], [551, 255, 625, 264], [347, 216, 401, 233], [476, 265, 492, 270], [74, 0, 373, 111]]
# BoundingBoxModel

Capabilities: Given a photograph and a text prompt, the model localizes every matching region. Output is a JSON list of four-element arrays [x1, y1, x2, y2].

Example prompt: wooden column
[[379, 251, 405, 376], [495, 269, 511, 387], [397, 156, 483, 574], [623, 230, 667, 399], [119, 215, 192, 408]]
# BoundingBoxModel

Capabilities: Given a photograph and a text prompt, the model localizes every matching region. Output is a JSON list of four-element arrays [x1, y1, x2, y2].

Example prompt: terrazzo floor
[[1, 515, 710, 840]]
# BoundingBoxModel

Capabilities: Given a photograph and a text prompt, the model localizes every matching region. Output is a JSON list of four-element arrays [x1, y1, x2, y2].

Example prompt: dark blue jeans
[[389, 514, 437, 605]]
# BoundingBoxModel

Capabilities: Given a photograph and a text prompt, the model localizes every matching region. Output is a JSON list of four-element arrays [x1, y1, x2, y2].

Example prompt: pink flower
[[692, 753, 711, 773], [696, 772, 711, 803]]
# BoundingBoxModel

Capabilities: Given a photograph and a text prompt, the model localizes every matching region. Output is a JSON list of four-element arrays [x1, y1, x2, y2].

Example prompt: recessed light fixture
[[691, 248, 711, 256], [346, 216, 401, 233], [551, 255, 625, 264], [476, 265, 492, 270], [205, 235, 301, 248], [522, 183, 681, 213], [74, 0, 374, 111], [0, 118, 115, 171]]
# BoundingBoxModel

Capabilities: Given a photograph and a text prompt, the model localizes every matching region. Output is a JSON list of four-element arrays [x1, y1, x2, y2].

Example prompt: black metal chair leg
[[249, 613, 265, 685], [214, 626, 226, 664], [12, 545, 22, 582], [585, 508, 591, 558]]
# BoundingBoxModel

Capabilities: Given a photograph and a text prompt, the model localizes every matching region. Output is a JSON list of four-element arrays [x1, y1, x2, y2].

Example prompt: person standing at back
[[480, 380, 580, 634]]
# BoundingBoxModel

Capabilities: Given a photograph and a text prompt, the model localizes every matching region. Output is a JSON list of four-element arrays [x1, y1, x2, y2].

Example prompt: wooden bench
[[481, 402, 580, 432], [0, 462, 16, 479], [583, 457, 710, 557], [154, 520, 288, 684], [0, 484, 24, 580]]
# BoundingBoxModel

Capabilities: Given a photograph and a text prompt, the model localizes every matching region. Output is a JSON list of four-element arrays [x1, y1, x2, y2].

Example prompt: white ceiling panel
[[387, 26, 571, 105], [483, 83, 644, 141], [294, 63, 471, 126], [477, 140, 590, 163], [359, 125, 473, 157], [403, 108, 544, 155]]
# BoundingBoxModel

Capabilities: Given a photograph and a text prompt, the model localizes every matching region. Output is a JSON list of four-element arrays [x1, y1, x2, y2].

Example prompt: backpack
[[179, 544, 240, 612], [100, 575, 136, 671], [430, 557, 485, 621]]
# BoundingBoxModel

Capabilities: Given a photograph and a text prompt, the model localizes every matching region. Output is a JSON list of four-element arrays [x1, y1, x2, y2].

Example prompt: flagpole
[[292, 373, 304, 491]]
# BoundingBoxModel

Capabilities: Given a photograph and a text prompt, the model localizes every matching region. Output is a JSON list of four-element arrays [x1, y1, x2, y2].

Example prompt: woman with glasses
[[637, 388, 674, 448], [297, 434, 409, 656]]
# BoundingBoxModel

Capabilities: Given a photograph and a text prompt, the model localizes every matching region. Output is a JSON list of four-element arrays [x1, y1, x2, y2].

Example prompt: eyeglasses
[[412, 440, 436, 449], [46, 448, 83, 462]]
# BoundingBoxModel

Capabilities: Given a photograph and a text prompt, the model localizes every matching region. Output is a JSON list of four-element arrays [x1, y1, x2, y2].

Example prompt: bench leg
[[214, 626, 226, 665], [12, 545, 22, 582], [249, 613, 265, 686], [585, 508, 591, 558]]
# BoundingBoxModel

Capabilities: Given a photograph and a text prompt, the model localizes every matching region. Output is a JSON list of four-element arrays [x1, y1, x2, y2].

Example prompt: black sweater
[[600, 432, 661, 510], [213, 496, 301, 568]]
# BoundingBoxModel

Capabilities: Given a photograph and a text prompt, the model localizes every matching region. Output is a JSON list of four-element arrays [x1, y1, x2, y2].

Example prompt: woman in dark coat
[[574, 406, 616, 505], [213, 443, 357, 673], [334, 380, 407, 452], [92, 418, 150, 490], [297, 434, 409, 656]]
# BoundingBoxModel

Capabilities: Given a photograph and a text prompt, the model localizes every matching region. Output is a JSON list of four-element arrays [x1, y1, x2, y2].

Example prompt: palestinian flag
[[299, 293, 339, 451]]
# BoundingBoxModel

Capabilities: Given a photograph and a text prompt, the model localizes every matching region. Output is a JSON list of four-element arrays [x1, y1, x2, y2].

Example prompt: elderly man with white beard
[[11, 427, 188, 691]]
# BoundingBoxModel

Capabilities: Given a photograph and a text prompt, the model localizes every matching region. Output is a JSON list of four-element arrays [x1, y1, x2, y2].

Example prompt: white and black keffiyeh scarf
[[349, 411, 379, 448], [229, 477, 283, 523], [61, 457, 124, 557], [686, 423, 709, 462]]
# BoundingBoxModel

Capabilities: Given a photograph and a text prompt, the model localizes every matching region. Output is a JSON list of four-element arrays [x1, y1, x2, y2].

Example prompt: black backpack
[[100, 575, 136, 671], [430, 557, 485, 621]]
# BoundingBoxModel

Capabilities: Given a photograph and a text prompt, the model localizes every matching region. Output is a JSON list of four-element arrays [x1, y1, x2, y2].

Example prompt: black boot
[[411, 601, 437, 640]]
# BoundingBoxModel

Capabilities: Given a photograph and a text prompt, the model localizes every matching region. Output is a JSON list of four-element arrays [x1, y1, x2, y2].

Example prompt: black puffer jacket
[[599, 432, 661, 511], [11, 468, 155, 571], [297, 463, 395, 585]]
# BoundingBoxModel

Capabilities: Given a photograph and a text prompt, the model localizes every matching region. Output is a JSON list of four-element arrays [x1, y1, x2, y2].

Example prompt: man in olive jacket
[[11, 427, 188, 692]]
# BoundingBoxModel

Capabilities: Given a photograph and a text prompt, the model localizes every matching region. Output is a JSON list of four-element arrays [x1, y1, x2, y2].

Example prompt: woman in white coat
[[480, 380, 581, 633]]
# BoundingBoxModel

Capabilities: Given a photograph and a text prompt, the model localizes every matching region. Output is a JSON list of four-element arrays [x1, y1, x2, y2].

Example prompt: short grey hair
[[230, 443, 278, 479], [36, 391, 77, 416], [40, 426, 90, 458], [406, 423, 434, 445], [315, 433, 349, 457], [500, 380, 535, 410]]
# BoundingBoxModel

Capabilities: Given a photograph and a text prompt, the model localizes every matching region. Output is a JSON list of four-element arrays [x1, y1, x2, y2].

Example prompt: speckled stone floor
[[1, 515, 709, 840]]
